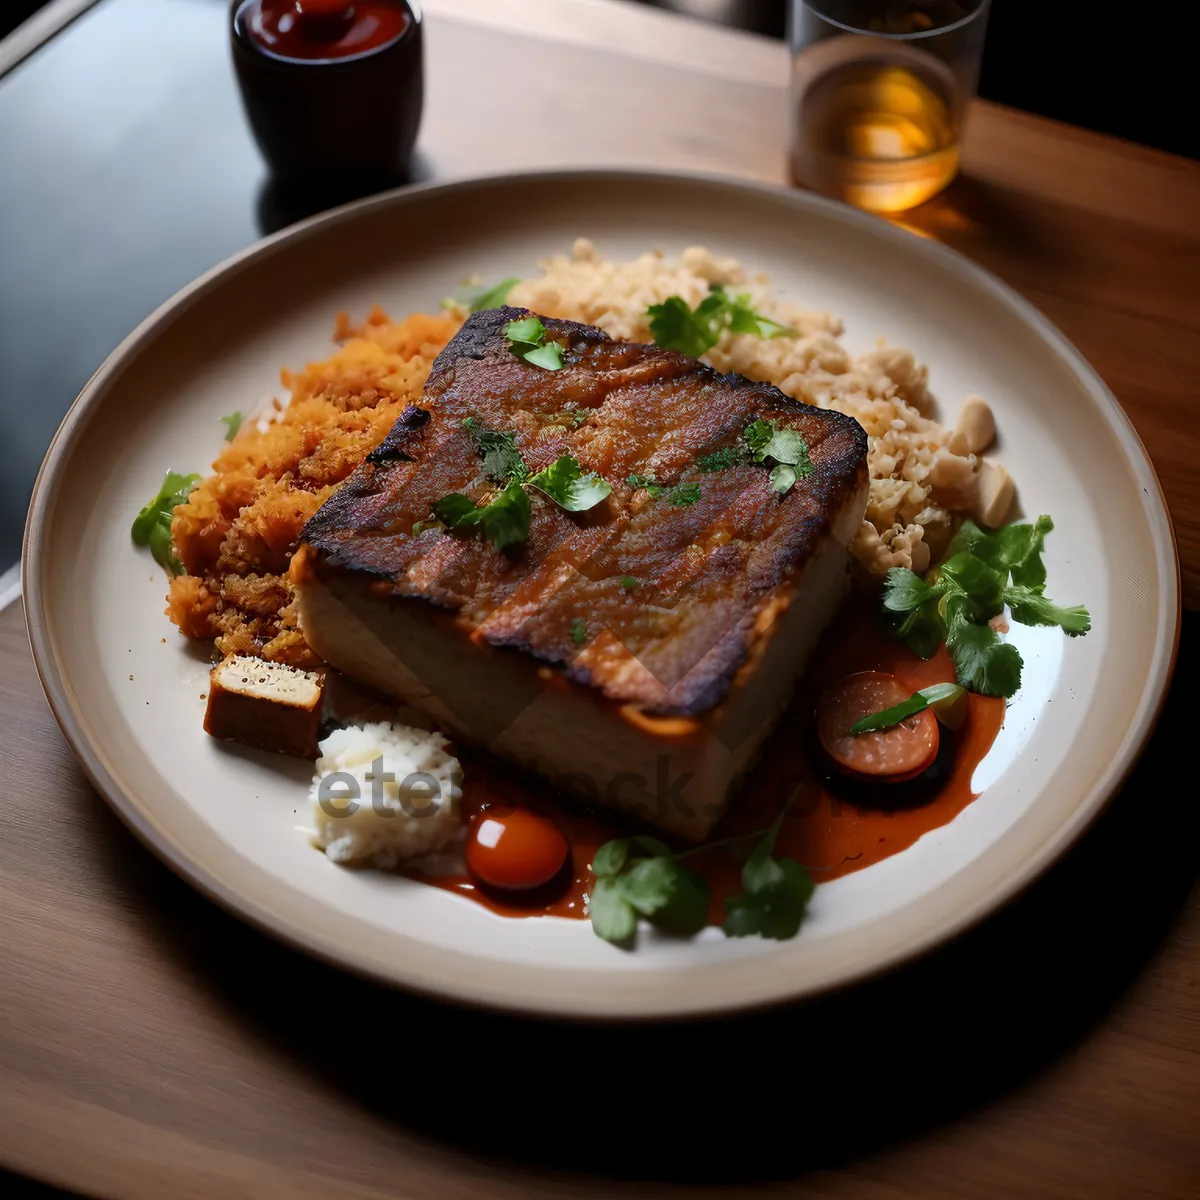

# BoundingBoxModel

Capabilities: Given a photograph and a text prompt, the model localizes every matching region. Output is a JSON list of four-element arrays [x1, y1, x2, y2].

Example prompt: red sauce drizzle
[[412, 608, 1006, 923], [240, 0, 411, 61]]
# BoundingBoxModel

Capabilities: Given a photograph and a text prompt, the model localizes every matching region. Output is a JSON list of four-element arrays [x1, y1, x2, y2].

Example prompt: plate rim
[[22, 167, 1182, 1019]]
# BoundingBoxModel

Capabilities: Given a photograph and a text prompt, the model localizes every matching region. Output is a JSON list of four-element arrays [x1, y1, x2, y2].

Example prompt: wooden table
[[1, 2, 1197, 1197]]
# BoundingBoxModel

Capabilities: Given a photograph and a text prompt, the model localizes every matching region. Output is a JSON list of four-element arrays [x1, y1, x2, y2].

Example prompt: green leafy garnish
[[546, 406, 590, 430], [695, 446, 744, 472], [627, 472, 668, 499], [669, 482, 701, 507], [723, 290, 795, 340], [437, 425, 610, 549], [433, 478, 531, 551], [619, 576, 639, 590], [219, 411, 243, 441], [503, 316, 564, 370], [1003, 585, 1092, 635], [588, 798, 813, 946], [131, 470, 201, 576], [848, 682, 964, 736], [466, 277, 520, 313], [645, 292, 727, 358], [589, 837, 709, 945], [882, 515, 1090, 699], [528, 455, 612, 512], [570, 617, 588, 645], [462, 417, 527, 483], [722, 801, 814, 941], [646, 285, 795, 358]]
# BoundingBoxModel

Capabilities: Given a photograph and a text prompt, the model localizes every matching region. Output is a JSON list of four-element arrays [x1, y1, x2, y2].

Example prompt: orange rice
[[168, 307, 462, 666]]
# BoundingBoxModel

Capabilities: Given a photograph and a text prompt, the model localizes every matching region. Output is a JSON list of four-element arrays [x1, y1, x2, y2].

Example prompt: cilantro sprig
[[647, 285, 795, 359], [463, 416, 527, 483], [219, 411, 243, 441], [528, 454, 612, 511], [433, 419, 610, 551], [883, 515, 1091, 699], [465, 277, 519, 313], [433, 480, 532, 552], [589, 797, 814, 946], [690, 419, 814, 495], [504, 316, 564, 371], [131, 469, 201, 576]]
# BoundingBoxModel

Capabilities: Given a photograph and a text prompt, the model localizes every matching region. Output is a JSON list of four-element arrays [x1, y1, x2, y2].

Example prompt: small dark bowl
[[230, 0, 423, 194]]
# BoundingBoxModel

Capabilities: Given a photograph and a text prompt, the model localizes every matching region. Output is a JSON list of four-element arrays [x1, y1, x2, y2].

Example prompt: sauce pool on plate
[[411, 606, 1006, 923]]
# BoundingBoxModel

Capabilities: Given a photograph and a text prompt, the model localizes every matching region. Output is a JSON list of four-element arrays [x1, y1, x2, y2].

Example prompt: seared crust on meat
[[301, 307, 867, 714]]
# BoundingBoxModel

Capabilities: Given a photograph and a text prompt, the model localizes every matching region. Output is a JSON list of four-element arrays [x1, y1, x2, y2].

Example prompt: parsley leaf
[[219, 411, 243, 441], [588, 837, 709, 945], [503, 316, 565, 371], [723, 288, 795, 340], [945, 609, 1024, 697], [528, 455, 612, 512], [882, 515, 1089, 698], [723, 811, 813, 941], [463, 417, 527, 483], [589, 877, 638, 944], [882, 567, 936, 613], [619, 575, 639, 590], [695, 445, 746, 472], [647, 286, 795, 357], [570, 617, 588, 645], [621, 856, 710, 935], [131, 470, 201, 576], [743, 420, 812, 470], [769, 464, 797, 494], [646, 293, 727, 357], [1004, 584, 1092, 635], [433, 478, 531, 551], [466, 277, 520, 313], [669, 482, 701, 506], [627, 472, 668, 499]]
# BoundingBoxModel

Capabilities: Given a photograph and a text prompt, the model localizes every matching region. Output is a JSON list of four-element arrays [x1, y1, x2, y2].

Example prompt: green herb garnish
[[466, 277, 520, 313], [527, 454, 612, 512], [462, 417, 528, 483], [219, 411, 243, 441], [589, 796, 813, 946], [646, 285, 795, 358], [722, 812, 814, 942], [848, 682, 964, 736], [435, 425, 608, 550], [131, 470, 201, 576], [503, 316, 564, 371], [669, 482, 701, 506], [626, 472, 668, 499], [433, 478, 531, 552], [570, 617, 588, 646], [695, 446, 744, 472], [883, 515, 1091, 699], [619, 576, 639, 590]]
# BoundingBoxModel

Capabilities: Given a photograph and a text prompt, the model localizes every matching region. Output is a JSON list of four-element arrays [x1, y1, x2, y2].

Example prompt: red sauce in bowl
[[239, 0, 411, 62]]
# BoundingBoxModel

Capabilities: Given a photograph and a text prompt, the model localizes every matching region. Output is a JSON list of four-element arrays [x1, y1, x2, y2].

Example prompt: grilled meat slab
[[296, 308, 867, 837]]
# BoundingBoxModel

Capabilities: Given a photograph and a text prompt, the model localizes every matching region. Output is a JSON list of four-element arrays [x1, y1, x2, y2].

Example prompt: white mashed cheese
[[309, 722, 463, 868]]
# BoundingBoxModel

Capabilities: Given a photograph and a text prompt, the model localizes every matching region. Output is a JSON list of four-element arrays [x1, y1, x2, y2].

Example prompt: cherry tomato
[[817, 671, 939, 782], [466, 806, 570, 892]]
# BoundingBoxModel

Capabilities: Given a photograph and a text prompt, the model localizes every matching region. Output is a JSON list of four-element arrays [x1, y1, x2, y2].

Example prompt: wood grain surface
[[2, 0, 1198, 1196]]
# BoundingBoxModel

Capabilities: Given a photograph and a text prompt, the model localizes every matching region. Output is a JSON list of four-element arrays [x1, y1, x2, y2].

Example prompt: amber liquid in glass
[[793, 56, 959, 212]]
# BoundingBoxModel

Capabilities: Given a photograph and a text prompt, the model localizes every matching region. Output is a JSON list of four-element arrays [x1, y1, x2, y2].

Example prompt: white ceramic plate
[[24, 171, 1179, 1018]]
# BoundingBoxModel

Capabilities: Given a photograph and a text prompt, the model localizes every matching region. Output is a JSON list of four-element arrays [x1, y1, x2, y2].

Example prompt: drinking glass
[[788, 1, 991, 213]]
